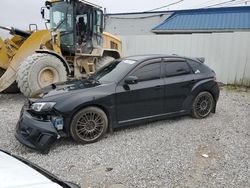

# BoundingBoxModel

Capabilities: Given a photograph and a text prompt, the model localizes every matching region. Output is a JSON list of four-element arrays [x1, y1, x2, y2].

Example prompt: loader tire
[[16, 53, 67, 97], [95, 56, 115, 71]]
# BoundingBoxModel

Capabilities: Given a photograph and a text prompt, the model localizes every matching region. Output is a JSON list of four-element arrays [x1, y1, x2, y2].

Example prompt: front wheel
[[192, 92, 214, 119], [16, 53, 67, 97], [70, 107, 108, 144]]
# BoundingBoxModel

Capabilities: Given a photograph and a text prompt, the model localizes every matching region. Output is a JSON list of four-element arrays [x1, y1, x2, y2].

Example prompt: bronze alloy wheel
[[70, 107, 108, 143], [192, 92, 214, 119]]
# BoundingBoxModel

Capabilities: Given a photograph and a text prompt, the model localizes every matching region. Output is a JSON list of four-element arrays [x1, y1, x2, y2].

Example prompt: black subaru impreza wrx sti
[[16, 55, 220, 153]]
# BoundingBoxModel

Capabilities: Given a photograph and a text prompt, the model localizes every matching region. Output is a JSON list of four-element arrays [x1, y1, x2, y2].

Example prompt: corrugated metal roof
[[152, 6, 250, 33]]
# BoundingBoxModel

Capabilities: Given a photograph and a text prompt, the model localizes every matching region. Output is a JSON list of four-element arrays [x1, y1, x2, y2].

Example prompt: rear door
[[115, 59, 165, 123], [163, 58, 195, 113]]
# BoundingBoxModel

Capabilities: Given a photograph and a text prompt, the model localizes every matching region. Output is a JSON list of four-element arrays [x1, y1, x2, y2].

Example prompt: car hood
[[0, 151, 62, 188], [32, 79, 101, 99]]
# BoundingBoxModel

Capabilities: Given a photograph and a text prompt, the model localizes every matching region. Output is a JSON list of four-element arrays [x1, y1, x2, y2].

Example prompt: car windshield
[[93, 59, 137, 83], [0, 150, 73, 188]]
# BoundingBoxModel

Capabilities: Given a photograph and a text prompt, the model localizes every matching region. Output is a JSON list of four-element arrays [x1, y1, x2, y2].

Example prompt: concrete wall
[[105, 12, 172, 36], [119, 32, 250, 86]]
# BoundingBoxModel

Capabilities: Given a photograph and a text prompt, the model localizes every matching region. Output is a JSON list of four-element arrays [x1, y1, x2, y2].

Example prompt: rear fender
[[182, 78, 216, 111], [0, 30, 51, 92]]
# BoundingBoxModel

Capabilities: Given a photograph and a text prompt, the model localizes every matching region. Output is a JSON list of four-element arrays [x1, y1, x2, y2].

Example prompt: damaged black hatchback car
[[16, 55, 220, 153]]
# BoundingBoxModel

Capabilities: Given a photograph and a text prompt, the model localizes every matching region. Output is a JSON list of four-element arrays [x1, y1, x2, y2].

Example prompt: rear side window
[[188, 60, 211, 74], [133, 63, 161, 81], [165, 61, 191, 77]]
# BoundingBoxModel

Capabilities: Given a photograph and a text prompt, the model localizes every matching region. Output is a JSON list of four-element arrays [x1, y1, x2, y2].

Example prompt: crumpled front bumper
[[15, 110, 60, 154]]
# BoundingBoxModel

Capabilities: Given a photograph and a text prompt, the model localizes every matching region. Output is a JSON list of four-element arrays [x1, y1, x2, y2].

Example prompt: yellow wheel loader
[[0, 0, 122, 97]]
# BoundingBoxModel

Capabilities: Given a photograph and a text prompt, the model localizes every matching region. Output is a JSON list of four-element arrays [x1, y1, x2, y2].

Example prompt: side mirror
[[125, 76, 138, 85], [41, 7, 50, 21], [41, 8, 45, 19]]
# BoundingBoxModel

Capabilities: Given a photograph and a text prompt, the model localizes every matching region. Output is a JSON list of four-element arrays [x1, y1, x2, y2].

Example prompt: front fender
[[54, 91, 115, 136]]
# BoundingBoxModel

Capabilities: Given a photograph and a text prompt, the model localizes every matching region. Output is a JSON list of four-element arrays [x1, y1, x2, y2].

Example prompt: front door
[[115, 59, 165, 124]]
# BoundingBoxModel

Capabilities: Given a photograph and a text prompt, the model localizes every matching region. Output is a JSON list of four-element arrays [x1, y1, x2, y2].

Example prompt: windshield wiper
[[86, 75, 100, 84], [54, 7, 69, 31]]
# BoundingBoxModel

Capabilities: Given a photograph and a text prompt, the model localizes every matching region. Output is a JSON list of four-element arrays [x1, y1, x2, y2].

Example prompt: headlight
[[31, 102, 56, 112]]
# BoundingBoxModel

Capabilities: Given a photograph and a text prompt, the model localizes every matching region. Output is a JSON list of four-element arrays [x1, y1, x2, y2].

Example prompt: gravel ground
[[0, 88, 250, 188]]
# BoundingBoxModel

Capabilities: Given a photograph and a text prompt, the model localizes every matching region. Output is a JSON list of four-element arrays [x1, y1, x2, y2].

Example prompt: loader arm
[[0, 30, 52, 92]]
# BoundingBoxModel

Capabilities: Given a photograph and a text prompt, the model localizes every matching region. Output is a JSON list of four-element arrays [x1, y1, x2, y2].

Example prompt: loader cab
[[46, 0, 104, 55]]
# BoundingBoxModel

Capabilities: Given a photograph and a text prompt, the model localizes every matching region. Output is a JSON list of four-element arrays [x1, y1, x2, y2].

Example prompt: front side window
[[165, 61, 191, 77], [188, 60, 211, 74], [133, 63, 161, 82]]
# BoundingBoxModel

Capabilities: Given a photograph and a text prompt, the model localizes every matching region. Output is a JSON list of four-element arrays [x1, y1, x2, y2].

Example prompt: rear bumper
[[15, 111, 60, 154], [212, 83, 220, 101], [211, 83, 220, 113]]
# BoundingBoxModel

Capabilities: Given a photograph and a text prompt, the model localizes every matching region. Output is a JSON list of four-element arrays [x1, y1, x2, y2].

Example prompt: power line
[[194, 0, 220, 8], [146, 0, 184, 12], [225, 0, 244, 5], [209, 0, 242, 6], [205, 0, 236, 7], [205, 0, 250, 7], [228, 0, 250, 5]]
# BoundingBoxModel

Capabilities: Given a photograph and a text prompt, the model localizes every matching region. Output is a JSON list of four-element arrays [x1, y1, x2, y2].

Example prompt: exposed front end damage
[[15, 100, 65, 154]]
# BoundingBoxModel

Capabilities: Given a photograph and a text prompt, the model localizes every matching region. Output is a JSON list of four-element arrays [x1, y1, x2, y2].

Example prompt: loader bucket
[[0, 30, 51, 93], [0, 38, 10, 70]]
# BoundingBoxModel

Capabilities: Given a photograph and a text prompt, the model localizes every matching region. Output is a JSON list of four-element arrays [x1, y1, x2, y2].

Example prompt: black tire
[[95, 56, 115, 71], [0, 68, 20, 94], [192, 91, 215, 119], [0, 68, 5, 77], [70, 107, 108, 144], [16, 53, 67, 97], [1, 82, 20, 94]]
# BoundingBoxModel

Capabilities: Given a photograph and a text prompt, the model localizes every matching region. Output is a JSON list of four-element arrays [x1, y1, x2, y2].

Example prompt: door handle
[[154, 85, 163, 90], [190, 80, 196, 84]]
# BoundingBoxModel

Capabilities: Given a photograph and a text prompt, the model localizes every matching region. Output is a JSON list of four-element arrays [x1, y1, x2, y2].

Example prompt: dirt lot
[[0, 88, 249, 188]]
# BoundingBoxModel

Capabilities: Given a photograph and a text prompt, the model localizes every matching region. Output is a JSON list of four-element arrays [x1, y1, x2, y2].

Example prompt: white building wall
[[119, 32, 250, 86], [105, 12, 172, 35]]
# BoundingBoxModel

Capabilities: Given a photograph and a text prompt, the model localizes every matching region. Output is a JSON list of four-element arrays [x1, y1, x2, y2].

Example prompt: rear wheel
[[192, 91, 214, 119], [16, 53, 67, 97], [70, 107, 108, 144], [95, 56, 115, 71]]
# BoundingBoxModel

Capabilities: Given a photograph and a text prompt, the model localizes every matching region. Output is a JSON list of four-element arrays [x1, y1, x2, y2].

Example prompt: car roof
[[0, 151, 62, 188], [123, 54, 201, 63]]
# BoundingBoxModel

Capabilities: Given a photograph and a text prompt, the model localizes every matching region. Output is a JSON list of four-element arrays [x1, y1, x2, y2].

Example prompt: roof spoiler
[[196, 57, 205, 63]]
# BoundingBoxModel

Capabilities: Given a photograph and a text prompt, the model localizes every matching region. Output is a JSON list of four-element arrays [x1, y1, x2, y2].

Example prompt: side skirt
[[117, 110, 187, 126]]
